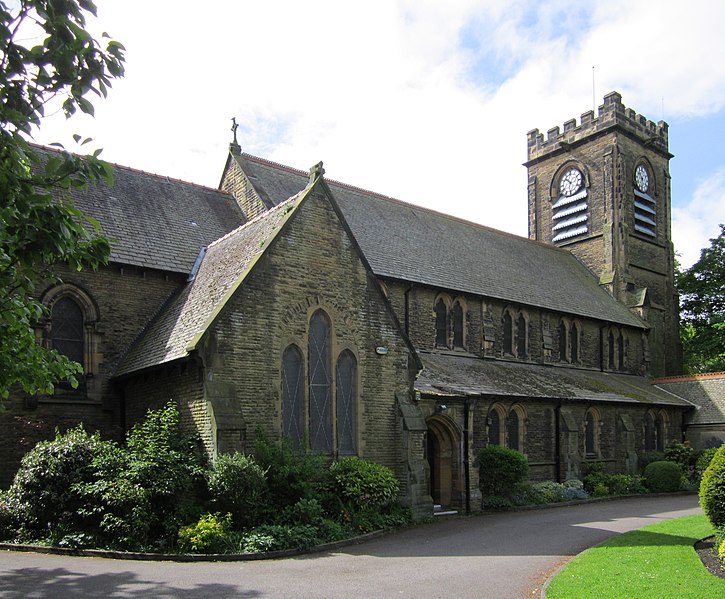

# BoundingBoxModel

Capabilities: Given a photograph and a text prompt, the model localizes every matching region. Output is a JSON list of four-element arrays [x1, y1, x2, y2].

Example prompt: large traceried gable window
[[336, 350, 357, 455], [282, 345, 304, 449], [435, 298, 449, 348], [308, 310, 332, 452], [552, 166, 589, 243], [51, 297, 84, 365], [633, 163, 656, 238]]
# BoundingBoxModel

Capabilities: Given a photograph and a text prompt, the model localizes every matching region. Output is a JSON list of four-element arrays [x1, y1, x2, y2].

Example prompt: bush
[[644, 460, 682, 493], [476, 445, 528, 497], [240, 523, 321, 552], [207, 453, 268, 529], [530, 481, 566, 503], [3, 425, 115, 545], [178, 513, 232, 553], [665, 442, 696, 482], [481, 495, 514, 511], [696, 448, 719, 483], [638, 451, 666, 473], [700, 445, 725, 528], [254, 433, 330, 515], [329, 457, 399, 512], [583, 462, 647, 497]]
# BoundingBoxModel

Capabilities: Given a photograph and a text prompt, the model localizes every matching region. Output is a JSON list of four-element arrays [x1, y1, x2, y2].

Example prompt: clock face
[[635, 165, 649, 193], [560, 168, 582, 197]]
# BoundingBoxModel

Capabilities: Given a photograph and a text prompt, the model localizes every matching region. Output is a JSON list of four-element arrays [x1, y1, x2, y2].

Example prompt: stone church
[[3, 92, 712, 516]]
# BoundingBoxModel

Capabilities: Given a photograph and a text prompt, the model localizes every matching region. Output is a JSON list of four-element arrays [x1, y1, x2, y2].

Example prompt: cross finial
[[231, 117, 239, 144]]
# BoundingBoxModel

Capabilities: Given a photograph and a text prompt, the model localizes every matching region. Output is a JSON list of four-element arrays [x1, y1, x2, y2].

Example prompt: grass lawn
[[545, 514, 725, 598]]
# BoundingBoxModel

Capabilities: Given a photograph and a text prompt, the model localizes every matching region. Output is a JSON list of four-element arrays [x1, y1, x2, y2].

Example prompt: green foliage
[[664, 441, 696, 482], [253, 432, 330, 515], [700, 444, 725, 528], [3, 402, 205, 550], [696, 448, 718, 483], [583, 462, 646, 496], [207, 452, 267, 529], [643, 460, 682, 493], [178, 513, 232, 554], [481, 495, 514, 510], [677, 224, 725, 373], [476, 445, 529, 497], [2, 425, 112, 544], [240, 523, 321, 553], [279, 498, 325, 526], [328, 457, 399, 512], [637, 451, 666, 473], [0, 0, 125, 398]]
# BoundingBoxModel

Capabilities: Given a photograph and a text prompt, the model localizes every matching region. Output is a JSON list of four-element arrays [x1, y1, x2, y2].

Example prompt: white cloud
[[673, 169, 725, 268]]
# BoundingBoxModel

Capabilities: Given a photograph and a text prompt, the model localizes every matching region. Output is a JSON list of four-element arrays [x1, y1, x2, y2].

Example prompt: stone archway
[[426, 415, 461, 508]]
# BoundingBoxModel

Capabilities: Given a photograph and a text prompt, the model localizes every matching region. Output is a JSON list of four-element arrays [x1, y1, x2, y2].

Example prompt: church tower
[[525, 92, 681, 377]]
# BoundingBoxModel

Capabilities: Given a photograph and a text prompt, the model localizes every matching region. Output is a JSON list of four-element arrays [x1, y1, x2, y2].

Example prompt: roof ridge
[[207, 188, 305, 250], [653, 371, 725, 384], [32, 143, 229, 195], [241, 151, 572, 256]]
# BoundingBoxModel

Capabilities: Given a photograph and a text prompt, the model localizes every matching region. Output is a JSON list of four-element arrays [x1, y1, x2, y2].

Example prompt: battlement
[[527, 92, 669, 161]]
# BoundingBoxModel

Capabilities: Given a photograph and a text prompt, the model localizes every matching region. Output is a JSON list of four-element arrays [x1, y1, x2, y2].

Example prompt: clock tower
[[524, 92, 681, 377]]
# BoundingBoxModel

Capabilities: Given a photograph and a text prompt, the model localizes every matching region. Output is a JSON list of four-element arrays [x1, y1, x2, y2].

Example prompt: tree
[[676, 224, 725, 374], [0, 0, 124, 398]]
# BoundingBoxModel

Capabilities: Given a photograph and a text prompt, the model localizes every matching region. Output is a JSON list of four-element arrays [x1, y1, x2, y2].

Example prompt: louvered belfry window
[[633, 164, 656, 238], [308, 310, 332, 452], [51, 297, 84, 365], [552, 167, 588, 243], [282, 345, 304, 448], [336, 350, 357, 455]]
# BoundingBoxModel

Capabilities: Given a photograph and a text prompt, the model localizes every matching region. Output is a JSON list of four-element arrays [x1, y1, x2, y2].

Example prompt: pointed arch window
[[282, 345, 304, 448], [558, 320, 568, 361], [655, 412, 666, 452], [309, 310, 332, 452], [488, 408, 502, 446], [516, 313, 527, 359], [336, 350, 357, 455], [503, 311, 514, 355], [585, 410, 599, 458], [617, 332, 625, 371], [570, 322, 579, 363], [644, 412, 656, 451], [51, 297, 84, 365], [452, 300, 464, 349], [608, 330, 616, 370], [435, 298, 449, 348], [507, 410, 520, 451]]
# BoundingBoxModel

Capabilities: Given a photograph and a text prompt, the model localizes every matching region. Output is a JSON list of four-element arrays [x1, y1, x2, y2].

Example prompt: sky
[[29, 0, 725, 269]]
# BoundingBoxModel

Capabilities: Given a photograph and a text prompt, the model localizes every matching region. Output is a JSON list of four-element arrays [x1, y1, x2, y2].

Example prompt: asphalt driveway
[[0, 494, 702, 599]]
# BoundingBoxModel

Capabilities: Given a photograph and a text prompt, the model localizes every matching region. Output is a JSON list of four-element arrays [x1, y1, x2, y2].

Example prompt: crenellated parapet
[[526, 91, 670, 162]]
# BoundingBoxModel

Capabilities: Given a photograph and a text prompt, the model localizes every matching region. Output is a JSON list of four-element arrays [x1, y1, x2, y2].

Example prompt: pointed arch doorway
[[426, 415, 461, 508]]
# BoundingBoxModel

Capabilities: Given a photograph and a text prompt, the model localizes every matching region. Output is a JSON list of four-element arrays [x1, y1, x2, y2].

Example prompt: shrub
[[530, 481, 566, 503], [178, 513, 232, 553], [700, 445, 725, 528], [240, 523, 321, 552], [476, 445, 528, 497], [254, 433, 330, 514], [638, 451, 666, 473], [665, 442, 696, 482], [329, 457, 399, 512], [3, 425, 116, 544], [207, 453, 268, 529], [644, 460, 682, 493], [481, 495, 514, 510], [696, 448, 718, 483]]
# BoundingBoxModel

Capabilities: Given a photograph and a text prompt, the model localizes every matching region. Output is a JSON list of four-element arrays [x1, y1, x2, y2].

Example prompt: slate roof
[[654, 373, 725, 424], [114, 189, 306, 377], [234, 153, 645, 328], [415, 352, 693, 407], [37, 146, 243, 274]]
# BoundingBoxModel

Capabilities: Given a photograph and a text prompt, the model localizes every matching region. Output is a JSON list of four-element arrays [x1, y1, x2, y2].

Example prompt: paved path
[[0, 494, 702, 599]]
